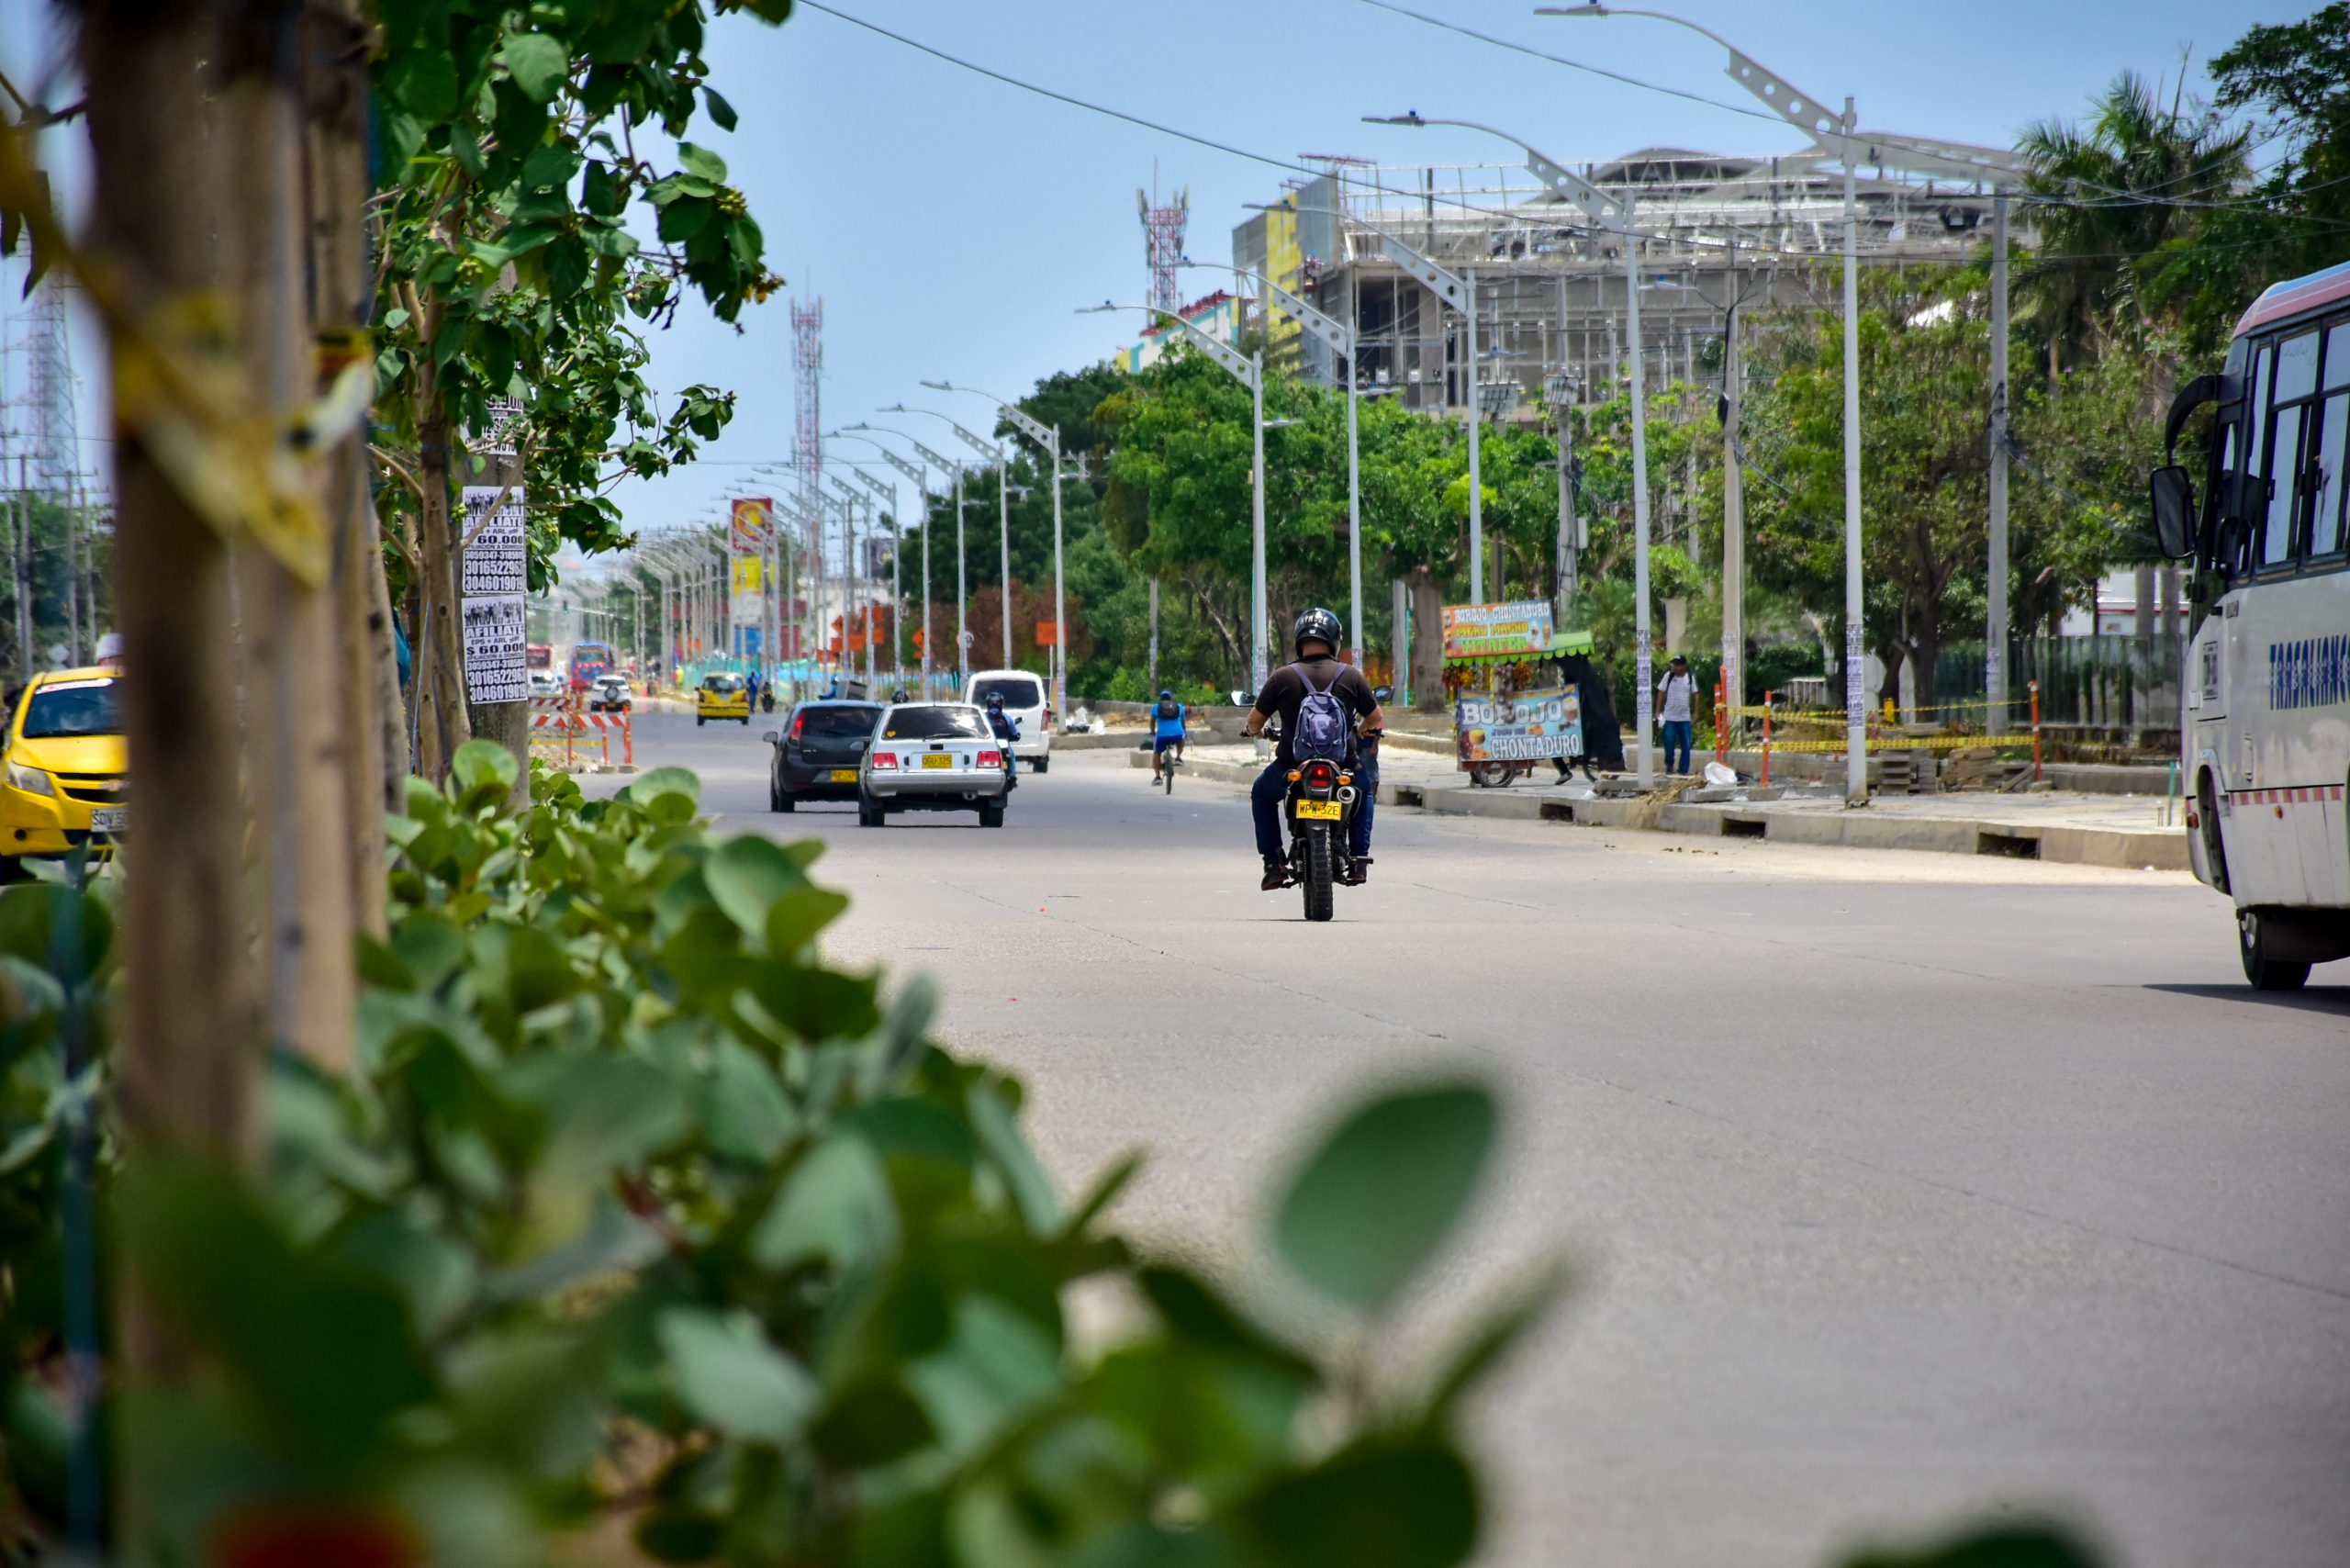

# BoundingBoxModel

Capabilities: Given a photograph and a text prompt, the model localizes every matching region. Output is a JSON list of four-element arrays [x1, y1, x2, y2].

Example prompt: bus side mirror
[[2149, 465, 2197, 560]]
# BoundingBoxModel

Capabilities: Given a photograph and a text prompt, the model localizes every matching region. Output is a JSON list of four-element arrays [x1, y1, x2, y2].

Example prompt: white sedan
[[857, 702, 1011, 829]]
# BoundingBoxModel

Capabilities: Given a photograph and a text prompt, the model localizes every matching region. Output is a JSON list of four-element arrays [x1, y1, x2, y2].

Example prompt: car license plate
[[1294, 800, 1341, 821], [830, 768, 858, 783], [91, 806, 128, 834], [923, 754, 955, 770]]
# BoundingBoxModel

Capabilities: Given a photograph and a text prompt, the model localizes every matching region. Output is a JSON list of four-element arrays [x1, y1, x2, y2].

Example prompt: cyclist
[[1148, 689, 1187, 784], [1243, 609, 1383, 890], [983, 690, 1021, 788]]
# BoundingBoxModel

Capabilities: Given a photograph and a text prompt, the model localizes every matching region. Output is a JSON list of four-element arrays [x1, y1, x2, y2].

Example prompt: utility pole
[[1550, 374, 1578, 620], [1148, 577, 1159, 690], [12, 459, 32, 681], [1840, 97, 1866, 804], [996, 458, 1012, 670], [955, 465, 968, 689], [1721, 235, 1746, 735], [1249, 346, 1268, 690], [1987, 191, 2010, 735]]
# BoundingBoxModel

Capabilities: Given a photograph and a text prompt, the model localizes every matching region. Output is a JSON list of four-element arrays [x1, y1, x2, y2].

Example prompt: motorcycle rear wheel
[[1301, 829, 1335, 922]]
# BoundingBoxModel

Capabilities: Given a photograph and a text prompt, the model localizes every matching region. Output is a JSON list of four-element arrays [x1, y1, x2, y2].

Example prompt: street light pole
[[924, 380, 1071, 716], [1080, 301, 1271, 690], [1838, 95, 1865, 801], [1175, 263, 1365, 668], [842, 424, 962, 693], [1361, 227, 1486, 604], [1368, 112, 1654, 784]]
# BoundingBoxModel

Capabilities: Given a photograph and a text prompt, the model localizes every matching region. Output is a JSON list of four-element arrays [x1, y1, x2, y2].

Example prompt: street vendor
[[1551, 649, 1624, 779]]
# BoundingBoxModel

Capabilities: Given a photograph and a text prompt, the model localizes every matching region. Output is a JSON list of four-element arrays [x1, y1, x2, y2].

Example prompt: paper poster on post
[[462, 595, 529, 704], [1455, 686, 1583, 763], [459, 484, 528, 702], [460, 485, 528, 598]]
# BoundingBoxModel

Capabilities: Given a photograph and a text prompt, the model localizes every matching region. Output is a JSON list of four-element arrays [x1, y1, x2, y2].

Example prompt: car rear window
[[21, 678, 122, 739], [882, 706, 989, 740], [800, 705, 880, 737], [970, 677, 1042, 710], [702, 676, 742, 692]]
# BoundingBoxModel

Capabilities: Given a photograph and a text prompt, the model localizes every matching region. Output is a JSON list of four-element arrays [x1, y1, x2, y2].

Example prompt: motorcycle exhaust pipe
[[1337, 787, 1357, 806]]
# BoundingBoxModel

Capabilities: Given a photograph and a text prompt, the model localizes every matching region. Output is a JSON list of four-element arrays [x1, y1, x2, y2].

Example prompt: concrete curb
[[1120, 747, 2187, 870]]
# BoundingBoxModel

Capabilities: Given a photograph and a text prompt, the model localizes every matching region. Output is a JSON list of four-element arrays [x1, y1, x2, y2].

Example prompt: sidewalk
[[1128, 743, 2190, 872]]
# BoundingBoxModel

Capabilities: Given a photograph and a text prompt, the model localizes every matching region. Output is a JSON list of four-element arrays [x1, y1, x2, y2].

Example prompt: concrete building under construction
[[1231, 150, 2021, 419]]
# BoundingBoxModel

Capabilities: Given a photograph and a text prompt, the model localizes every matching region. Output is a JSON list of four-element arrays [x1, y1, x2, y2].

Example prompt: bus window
[[2239, 342, 2273, 535], [2260, 403, 2304, 571], [2328, 321, 2350, 391], [2276, 328, 2320, 403], [2313, 391, 2349, 560]]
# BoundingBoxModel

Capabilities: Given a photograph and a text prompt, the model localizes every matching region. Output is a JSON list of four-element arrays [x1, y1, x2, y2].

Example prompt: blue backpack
[[1290, 663, 1353, 762]]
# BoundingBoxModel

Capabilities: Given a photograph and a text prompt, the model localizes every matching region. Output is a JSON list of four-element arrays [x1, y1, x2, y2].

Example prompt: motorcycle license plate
[[829, 769, 858, 783], [923, 754, 955, 769], [1294, 800, 1342, 821], [91, 806, 128, 834]]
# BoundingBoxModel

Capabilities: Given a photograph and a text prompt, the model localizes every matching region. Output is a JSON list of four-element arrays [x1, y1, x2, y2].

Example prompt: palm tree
[[2018, 70, 2251, 371]]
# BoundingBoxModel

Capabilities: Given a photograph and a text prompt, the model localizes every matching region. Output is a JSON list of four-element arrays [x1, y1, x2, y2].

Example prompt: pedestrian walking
[[1551, 651, 1623, 780], [1655, 654, 1697, 776]]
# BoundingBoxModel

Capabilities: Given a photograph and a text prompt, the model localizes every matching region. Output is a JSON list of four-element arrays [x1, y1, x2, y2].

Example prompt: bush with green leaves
[[0, 744, 1541, 1566], [0, 745, 2109, 1568]]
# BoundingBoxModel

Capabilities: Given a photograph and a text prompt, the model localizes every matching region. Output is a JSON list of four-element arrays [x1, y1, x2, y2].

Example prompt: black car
[[767, 700, 884, 811]]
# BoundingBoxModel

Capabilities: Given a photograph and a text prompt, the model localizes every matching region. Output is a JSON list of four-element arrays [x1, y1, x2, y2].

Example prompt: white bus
[[2152, 258, 2350, 990]]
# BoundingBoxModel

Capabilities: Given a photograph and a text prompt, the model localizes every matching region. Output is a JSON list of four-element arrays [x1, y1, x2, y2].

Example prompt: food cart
[[1439, 600, 1592, 787]]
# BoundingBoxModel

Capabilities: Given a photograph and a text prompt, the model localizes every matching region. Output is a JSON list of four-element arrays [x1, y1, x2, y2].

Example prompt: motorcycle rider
[[982, 690, 1021, 788], [1243, 608, 1384, 890]]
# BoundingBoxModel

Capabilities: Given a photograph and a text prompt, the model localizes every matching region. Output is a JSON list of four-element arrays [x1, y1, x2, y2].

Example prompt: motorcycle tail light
[[871, 753, 897, 770], [1303, 760, 1337, 790]]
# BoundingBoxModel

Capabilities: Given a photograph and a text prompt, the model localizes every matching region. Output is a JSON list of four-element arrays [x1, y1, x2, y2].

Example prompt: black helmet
[[1292, 607, 1342, 657], [985, 691, 1005, 710]]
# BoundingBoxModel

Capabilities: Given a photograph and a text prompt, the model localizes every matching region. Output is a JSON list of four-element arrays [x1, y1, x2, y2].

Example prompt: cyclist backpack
[[1289, 664, 1352, 762], [1156, 696, 1181, 722]]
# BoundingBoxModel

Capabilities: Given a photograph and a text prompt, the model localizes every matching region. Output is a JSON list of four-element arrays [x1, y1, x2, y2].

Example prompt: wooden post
[[305, 0, 395, 935], [84, 2, 261, 1157], [221, 0, 356, 1069]]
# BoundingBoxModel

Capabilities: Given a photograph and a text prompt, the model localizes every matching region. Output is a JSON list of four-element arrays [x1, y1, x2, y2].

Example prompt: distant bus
[[2151, 257, 2350, 990], [569, 641, 617, 689], [526, 643, 553, 672]]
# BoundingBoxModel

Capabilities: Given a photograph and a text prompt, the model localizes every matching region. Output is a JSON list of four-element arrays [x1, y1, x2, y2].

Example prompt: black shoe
[[1341, 857, 1371, 886], [1260, 859, 1288, 891]]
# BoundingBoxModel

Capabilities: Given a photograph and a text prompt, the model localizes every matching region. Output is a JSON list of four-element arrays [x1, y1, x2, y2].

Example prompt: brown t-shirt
[[1253, 656, 1379, 765]]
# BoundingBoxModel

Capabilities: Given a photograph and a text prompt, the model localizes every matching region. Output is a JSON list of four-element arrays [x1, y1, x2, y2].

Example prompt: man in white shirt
[[1654, 653, 1697, 776]]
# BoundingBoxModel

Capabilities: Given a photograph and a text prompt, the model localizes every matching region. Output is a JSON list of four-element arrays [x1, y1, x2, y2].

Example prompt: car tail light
[[978, 750, 1003, 768], [871, 753, 897, 770], [788, 712, 804, 740], [1303, 760, 1337, 790], [1043, 706, 1055, 732]]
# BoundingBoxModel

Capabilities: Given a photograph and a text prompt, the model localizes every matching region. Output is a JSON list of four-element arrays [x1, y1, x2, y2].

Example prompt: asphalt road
[[599, 711, 2350, 1568]]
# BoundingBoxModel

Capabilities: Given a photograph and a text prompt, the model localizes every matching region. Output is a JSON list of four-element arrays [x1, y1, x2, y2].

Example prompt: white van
[[963, 668, 1052, 773]]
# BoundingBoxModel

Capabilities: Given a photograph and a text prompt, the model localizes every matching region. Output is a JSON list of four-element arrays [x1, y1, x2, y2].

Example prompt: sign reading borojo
[[1456, 687, 1583, 763], [460, 484, 528, 703], [1440, 599, 1555, 660]]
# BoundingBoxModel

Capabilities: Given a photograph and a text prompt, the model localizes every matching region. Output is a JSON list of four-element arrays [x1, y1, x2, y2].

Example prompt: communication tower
[[1137, 171, 1189, 314]]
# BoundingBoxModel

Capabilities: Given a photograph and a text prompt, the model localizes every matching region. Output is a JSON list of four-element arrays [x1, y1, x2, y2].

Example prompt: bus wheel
[[2197, 772, 2230, 894], [2239, 909, 2311, 992]]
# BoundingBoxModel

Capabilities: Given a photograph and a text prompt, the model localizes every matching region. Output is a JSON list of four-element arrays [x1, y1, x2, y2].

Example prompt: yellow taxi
[[696, 672, 751, 726], [0, 666, 127, 869]]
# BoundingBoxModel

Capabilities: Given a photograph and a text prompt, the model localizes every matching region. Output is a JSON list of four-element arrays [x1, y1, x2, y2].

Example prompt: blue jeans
[[1252, 755, 1376, 862], [1661, 719, 1694, 775], [1251, 759, 1289, 862], [1350, 747, 1378, 857]]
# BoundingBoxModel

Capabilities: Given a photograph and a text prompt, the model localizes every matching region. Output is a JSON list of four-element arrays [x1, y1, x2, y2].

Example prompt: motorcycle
[[1278, 748, 1361, 921]]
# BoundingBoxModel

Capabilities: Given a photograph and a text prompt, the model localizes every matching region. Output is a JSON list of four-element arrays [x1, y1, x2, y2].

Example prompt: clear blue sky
[[0, 0, 2311, 576]]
